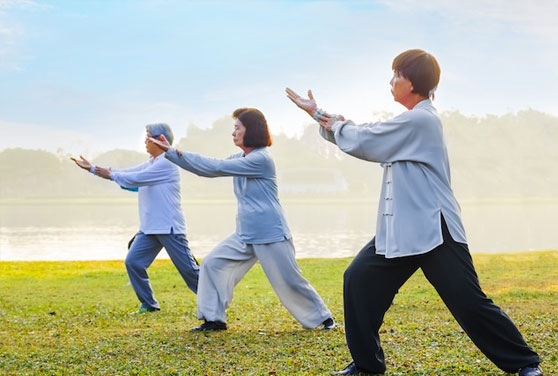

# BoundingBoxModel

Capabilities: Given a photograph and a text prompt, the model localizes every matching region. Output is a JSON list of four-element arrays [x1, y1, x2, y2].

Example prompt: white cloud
[[1, 0, 557, 155], [0, 0, 31, 8], [0, 0, 46, 71]]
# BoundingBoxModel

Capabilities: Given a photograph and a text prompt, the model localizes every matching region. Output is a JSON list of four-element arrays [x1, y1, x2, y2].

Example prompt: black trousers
[[343, 218, 540, 374]]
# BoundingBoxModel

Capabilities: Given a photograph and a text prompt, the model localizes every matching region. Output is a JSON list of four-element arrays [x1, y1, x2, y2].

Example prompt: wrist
[[312, 108, 326, 121]]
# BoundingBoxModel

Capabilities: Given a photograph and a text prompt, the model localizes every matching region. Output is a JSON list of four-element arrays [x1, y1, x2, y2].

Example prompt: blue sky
[[1, 0, 557, 155]]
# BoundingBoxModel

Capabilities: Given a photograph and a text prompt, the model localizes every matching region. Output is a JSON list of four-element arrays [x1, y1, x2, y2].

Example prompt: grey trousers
[[196, 233, 332, 328], [126, 231, 199, 310]]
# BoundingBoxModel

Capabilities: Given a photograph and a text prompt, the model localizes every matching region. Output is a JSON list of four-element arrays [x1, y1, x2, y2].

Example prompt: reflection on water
[[1, 199, 557, 261]]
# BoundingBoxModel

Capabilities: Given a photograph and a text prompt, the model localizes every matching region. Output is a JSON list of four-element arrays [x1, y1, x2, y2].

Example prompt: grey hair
[[145, 123, 174, 145]]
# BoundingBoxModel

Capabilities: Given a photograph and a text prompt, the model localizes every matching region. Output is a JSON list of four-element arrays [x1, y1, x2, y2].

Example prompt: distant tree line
[[1, 110, 557, 201]]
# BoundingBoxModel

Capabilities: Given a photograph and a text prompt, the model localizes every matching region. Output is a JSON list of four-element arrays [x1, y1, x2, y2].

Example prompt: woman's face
[[390, 71, 413, 105], [232, 119, 246, 148]]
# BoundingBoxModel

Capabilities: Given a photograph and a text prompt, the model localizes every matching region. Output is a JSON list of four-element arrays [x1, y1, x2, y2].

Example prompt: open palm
[[285, 88, 317, 116], [71, 155, 92, 171]]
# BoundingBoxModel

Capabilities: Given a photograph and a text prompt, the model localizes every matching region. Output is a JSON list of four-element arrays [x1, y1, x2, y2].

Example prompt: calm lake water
[[1, 199, 557, 261]]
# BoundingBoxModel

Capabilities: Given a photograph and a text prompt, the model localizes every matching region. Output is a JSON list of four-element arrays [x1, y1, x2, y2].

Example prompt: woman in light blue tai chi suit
[[150, 108, 334, 332]]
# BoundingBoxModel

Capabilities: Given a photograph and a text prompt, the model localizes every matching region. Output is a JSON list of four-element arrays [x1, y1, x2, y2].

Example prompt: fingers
[[318, 120, 330, 132], [285, 87, 309, 100], [285, 87, 318, 117], [70, 156, 86, 164], [285, 87, 298, 97], [315, 112, 340, 131], [150, 137, 170, 151], [285, 87, 313, 101], [285, 87, 298, 102]]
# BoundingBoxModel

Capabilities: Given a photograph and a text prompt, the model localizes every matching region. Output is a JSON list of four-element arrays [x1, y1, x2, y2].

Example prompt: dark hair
[[392, 49, 440, 98], [232, 107, 272, 147]]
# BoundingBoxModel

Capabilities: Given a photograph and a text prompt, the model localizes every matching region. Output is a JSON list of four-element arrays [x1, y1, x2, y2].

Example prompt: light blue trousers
[[126, 231, 199, 310], [196, 233, 331, 328]]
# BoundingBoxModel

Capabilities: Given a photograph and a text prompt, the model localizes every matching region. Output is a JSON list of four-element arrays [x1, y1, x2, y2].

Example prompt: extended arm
[[70, 155, 111, 180], [165, 148, 268, 178]]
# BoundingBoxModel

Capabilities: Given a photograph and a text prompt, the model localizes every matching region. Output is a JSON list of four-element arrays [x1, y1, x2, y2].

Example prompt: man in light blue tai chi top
[[71, 123, 199, 314]]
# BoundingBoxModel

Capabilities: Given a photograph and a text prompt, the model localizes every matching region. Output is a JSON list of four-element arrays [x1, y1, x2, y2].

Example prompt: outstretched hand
[[149, 135, 171, 152], [285, 87, 345, 131], [71, 155, 112, 179], [71, 155, 91, 171], [285, 87, 318, 117]]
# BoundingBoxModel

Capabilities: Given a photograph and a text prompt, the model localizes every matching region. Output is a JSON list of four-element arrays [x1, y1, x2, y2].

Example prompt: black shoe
[[322, 317, 336, 330], [333, 362, 380, 375], [518, 364, 543, 376], [191, 320, 227, 332]]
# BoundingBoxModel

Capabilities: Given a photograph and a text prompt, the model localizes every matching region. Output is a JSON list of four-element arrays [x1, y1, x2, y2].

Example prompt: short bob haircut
[[232, 107, 272, 148], [392, 49, 440, 98], [146, 123, 174, 145]]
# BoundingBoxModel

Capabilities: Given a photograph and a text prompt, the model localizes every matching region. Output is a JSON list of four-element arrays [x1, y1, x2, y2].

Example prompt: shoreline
[[2, 249, 557, 264], [1, 196, 558, 206]]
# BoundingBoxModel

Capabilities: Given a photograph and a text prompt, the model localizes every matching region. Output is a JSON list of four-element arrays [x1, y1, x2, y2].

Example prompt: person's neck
[[402, 94, 428, 110], [241, 146, 255, 155], [150, 149, 165, 158]]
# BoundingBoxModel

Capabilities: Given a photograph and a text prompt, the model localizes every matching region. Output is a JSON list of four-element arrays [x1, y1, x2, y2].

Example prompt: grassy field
[[1, 251, 556, 375]]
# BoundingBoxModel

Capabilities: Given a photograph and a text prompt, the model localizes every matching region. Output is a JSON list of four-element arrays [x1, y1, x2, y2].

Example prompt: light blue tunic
[[321, 99, 467, 258], [165, 147, 292, 244], [109, 154, 187, 235]]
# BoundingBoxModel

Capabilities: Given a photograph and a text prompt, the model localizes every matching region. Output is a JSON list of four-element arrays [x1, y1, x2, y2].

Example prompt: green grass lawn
[[1, 251, 556, 375]]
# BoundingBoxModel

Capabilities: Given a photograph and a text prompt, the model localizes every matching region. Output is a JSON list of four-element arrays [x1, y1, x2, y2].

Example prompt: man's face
[[145, 132, 163, 157]]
